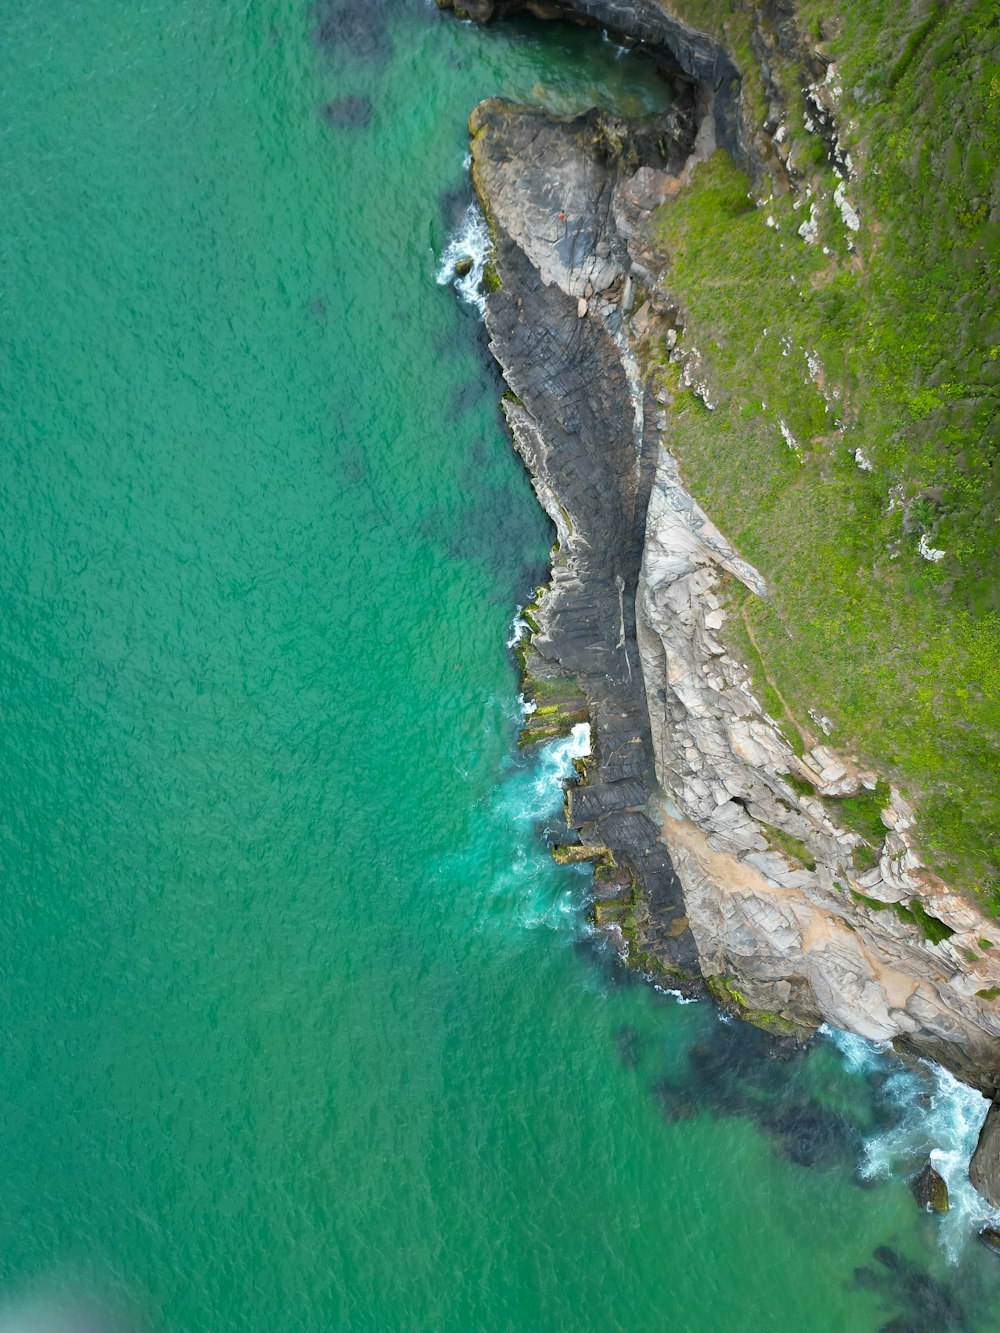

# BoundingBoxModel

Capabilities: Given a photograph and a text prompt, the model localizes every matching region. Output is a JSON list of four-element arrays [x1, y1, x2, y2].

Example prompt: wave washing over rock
[[436, 200, 492, 313], [438, 0, 1000, 1230], [828, 1027, 1000, 1261]]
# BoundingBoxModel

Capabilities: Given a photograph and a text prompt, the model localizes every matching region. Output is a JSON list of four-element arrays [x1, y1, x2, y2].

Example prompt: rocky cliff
[[444, 0, 1000, 1179]]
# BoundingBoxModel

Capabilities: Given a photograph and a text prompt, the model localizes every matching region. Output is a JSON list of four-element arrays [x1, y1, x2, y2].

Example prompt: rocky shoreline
[[441, 0, 1000, 1207]]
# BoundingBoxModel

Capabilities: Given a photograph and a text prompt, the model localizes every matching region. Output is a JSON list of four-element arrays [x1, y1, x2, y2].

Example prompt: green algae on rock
[[911, 1160, 951, 1214]]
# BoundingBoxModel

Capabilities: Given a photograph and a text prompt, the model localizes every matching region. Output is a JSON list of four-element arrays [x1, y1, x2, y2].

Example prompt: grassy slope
[[648, 0, 1000, 904]]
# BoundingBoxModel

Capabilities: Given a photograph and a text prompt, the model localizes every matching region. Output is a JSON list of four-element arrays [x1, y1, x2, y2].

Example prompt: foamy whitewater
[[484, 723, 592, 932], [826, 1026, 1000, 1259], [436, 202, 492, 313]]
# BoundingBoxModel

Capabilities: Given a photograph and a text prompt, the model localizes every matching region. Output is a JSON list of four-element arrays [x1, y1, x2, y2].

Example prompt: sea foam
[[436, 203, 492, 314], [482, 722, 592, 932], [824, 1025, 1000, 1260]]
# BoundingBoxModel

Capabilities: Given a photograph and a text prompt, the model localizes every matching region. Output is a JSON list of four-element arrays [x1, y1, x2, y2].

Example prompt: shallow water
[[2, 2, 999, 1329]]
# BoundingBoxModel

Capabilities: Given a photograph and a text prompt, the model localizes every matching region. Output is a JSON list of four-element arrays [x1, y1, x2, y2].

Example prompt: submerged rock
[[614, 1025, 641, 1070], [319, 95, 373, 128], [312, 0, 395, 60], [978, 1226, 1000, 1258], [849, 1244, 966, 1331], [649, 1077, 698, 1123], [910, 1160, 950, 1213], [771, 1103, 856, 1171], [969, 1100, 1000, 1208]]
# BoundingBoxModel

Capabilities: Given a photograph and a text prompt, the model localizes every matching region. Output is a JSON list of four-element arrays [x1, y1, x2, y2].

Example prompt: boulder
[[969, 1100, 1000, 1207], [910, 1159, 949, 1213], [978, 1227, 1000, 1258]]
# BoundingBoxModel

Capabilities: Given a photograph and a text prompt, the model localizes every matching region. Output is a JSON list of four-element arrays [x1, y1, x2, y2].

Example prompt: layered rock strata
[[467, 88, 1000, 1096], [454, 0, 1000, 1182], [473, 99, 702, 980]]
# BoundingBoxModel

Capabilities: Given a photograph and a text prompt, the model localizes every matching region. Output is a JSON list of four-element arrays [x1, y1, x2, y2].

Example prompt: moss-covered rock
[[910, 1160, 950, 1213], [512, 605, 590, 747], [551, 842, 609, 865], [704, 975, 802, 1035]]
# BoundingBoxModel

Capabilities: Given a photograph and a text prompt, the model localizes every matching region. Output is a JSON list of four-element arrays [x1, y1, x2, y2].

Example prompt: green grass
[[849, 890, 955, 944], [825, 781, 890, 845], [648, 0, 1000, 908], [759, 821, 817, 872]]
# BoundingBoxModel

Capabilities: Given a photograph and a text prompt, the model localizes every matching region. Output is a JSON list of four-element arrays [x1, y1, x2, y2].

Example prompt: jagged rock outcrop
[[970, 1104, 1000, 1208], [450, 0, 1000, 1194], [910, 1160, 950, 1214], [472, 98, 702, 979], [439, 0, 748, 172], [467, 85, 1000, 1094]]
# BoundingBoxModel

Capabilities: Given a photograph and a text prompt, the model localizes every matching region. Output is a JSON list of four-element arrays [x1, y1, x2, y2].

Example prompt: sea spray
[[506, 608, 529, 650], [825, 1026, 1000, 1259], [436, 202, 492, 314], [454, 721, 592, 935]]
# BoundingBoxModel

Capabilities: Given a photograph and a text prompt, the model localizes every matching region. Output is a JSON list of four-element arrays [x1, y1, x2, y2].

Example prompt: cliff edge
[[444, 0, 1000, 1189]]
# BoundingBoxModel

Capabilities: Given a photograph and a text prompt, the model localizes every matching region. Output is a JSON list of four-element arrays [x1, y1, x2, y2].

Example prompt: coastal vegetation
[[648, 0, 999, 908]]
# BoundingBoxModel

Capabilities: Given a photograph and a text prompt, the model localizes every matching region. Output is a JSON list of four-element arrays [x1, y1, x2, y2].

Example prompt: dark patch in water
[[849, 1244, 968, 1331], [465, 436, 493, 471], [447, 377, 489, 423], [770, 1103, 857, 1170], [650, 1076, 698, 1122], [336, 442, 370, 490], [570, 932, 647, 992], [312, 0, 438, 59], [513, 559, 553, 613], [650, 1015, 868, 1173], [538, 815, 572, 846], [319, 94, 373, 128], [432, 316, 493, 362], [312, 0, 394, 60], [614, 1025, 642, 1071], [310, 296, 328, 318], [439, 180, 476, 233], [421, 476, 552, 605]]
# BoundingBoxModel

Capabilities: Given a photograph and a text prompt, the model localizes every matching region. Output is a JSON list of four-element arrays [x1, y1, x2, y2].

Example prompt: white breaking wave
[[506, 609, 529, 649], [511, 722, 591, 824], [824, 1025, 1000, 1261], [485, 722, 592, 932], [435, 203, 492, 315]]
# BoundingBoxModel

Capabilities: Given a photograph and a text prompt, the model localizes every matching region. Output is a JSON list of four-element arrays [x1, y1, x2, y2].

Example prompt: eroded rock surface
[[473, 99, 701, 979], [970, 1103, 1000, 1208], [469, 87, 1000, 1094], [455, 0, 1000, 1199]]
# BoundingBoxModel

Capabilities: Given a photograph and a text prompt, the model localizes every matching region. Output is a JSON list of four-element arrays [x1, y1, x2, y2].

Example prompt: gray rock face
[[441, 0, 748, 170], [970, 1103, 1000, 1209], [473, 100, 699, 978], [457, 3, 1000, 1112]]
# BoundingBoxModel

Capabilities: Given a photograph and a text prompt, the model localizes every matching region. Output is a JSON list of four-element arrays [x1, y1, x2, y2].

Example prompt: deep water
[[1, 2, 999, 1329]]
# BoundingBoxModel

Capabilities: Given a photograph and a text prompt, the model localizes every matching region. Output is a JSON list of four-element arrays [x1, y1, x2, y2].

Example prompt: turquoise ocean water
[[2, 3, 999, 1328]]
